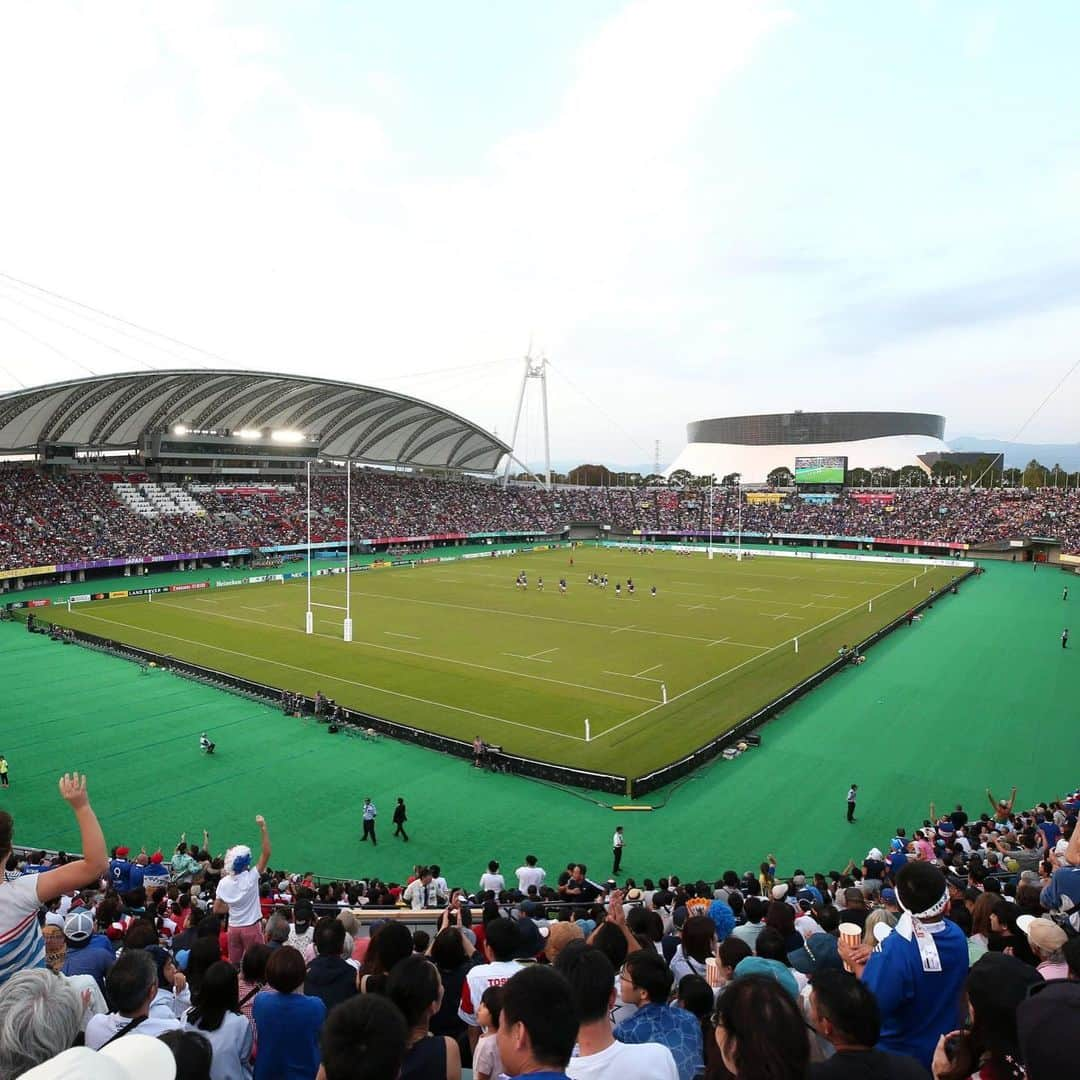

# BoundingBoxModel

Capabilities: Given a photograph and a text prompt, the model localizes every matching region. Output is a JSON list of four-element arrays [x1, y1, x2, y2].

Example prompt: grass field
[[42, 546, 961, 779]]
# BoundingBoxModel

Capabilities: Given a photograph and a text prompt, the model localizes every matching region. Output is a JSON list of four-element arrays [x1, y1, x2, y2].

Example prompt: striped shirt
[[0, 875, 45, 985]]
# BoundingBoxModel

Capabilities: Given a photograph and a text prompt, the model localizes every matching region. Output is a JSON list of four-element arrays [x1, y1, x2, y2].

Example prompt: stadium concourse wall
[[9, 537, 975, 799]]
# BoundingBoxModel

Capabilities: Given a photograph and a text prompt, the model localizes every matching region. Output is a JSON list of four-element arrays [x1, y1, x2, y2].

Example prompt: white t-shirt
[[516, 865, 545, 891], [184, 1009, 255, 1080], [473, 1032, 503, 1079], [479, 872, 506, 895], [458, 959, 523, 1025], [215, 868, 262, 927], [85, 1013, 183, 1050], [568, 1039, 679, 1080]]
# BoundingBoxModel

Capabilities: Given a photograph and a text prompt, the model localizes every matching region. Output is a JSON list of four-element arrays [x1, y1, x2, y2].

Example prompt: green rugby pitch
[[43, 547, 960, 780]]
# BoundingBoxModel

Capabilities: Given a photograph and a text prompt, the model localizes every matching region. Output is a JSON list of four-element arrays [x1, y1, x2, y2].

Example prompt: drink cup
[[705, 956, 721, 989], [838, 922, 862, 972]]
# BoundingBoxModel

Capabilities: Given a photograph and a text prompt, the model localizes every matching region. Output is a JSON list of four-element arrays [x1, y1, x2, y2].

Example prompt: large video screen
[[794, 455, 847, 485]]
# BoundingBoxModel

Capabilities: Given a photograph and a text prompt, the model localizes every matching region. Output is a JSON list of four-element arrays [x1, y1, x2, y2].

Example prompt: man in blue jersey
[[108, 845, 143, 895], [838, 861, 967, 1071]]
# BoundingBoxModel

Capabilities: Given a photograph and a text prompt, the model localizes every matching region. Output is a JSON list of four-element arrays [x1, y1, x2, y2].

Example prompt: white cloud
[[0, 0, 790, 463]]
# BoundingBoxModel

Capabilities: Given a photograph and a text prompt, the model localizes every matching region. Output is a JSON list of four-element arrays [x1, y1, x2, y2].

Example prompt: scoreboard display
[[794, 455, 847, 485]]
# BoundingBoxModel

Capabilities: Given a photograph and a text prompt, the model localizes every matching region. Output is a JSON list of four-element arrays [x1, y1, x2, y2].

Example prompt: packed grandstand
[[3, 468, 1080, 577]]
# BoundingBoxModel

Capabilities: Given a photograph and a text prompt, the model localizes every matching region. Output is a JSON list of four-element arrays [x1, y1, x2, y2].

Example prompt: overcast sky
[[1, 1, 1078, 469]]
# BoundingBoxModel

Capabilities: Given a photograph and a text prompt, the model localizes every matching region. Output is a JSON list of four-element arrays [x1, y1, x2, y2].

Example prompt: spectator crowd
[[2, 771, 1079, 1078], [3, 467, 1080, 574]]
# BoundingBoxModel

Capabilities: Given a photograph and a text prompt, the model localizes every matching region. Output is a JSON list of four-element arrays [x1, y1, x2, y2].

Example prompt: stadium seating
[[3, 468, 1080, 575]]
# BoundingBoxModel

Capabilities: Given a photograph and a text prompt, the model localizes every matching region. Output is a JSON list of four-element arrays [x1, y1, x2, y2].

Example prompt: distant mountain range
[[948, 437, 1080, 471]]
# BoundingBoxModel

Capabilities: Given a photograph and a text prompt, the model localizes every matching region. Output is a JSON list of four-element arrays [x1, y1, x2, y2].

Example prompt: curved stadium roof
[[0, 370, 510, 472]]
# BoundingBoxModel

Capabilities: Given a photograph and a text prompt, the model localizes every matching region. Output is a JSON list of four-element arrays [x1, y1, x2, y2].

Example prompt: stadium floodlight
[[173, 424, 188, 436], [271, 430, 305, 443], [235, 428, 262, 440]]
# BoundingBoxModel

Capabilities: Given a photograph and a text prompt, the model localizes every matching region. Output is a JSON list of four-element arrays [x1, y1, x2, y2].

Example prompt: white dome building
[[665, 411, 950, 484]]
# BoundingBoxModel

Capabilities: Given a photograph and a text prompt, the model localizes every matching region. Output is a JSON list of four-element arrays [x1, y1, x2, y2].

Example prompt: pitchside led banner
[[794, 456, 847, 484]]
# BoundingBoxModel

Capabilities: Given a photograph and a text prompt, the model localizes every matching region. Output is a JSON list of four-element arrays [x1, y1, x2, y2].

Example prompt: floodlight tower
[[501, 351, 551, 490]]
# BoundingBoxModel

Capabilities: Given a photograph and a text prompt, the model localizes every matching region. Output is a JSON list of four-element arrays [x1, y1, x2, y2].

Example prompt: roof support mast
[[501, 350, 551, 490]]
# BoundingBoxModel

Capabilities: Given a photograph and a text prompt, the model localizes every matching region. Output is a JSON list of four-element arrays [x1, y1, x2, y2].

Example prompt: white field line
[[384, 631, 420, 640], [163, 601, 657, 704], [69, 609, 586, 742], [310, 585, 724, 646], [504, 653, 553, 664], [671, 567, 899, 588], [589, 575, 919, 743], [311, 602, 348, 611], [635, 663, 661, 677], [648, 584, 849, 609], [603, 669, 664, 684]]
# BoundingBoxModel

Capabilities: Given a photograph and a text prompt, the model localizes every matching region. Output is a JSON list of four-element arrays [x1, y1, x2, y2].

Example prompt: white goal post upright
[[736, 478, 743, 561], [585, 717, 591, 742], [305, 459, 313, 635], [708, 483, 714, 559], [343, 459, 353, 642]]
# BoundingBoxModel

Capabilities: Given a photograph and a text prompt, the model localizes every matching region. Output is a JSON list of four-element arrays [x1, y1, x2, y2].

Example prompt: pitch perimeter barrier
[[36, 623, 628, 796], [628, 563, 978, 797]]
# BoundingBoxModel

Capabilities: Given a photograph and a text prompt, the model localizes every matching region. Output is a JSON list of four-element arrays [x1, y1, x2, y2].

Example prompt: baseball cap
[[1017, 915, 1068, 953], [114, 846, 130, 858], [787, 932, 841, 976], [881, 888, 898, 905], [771, 883, 789, 901], [733, 956, 799, 999], [63, 910, 94, 943], [20, 1035, 176, 1079], [150, 851, 165, 864], [1018, 981, 1080, 1077], [515, 917, 544, 959], [543, 921, 584, 959]]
